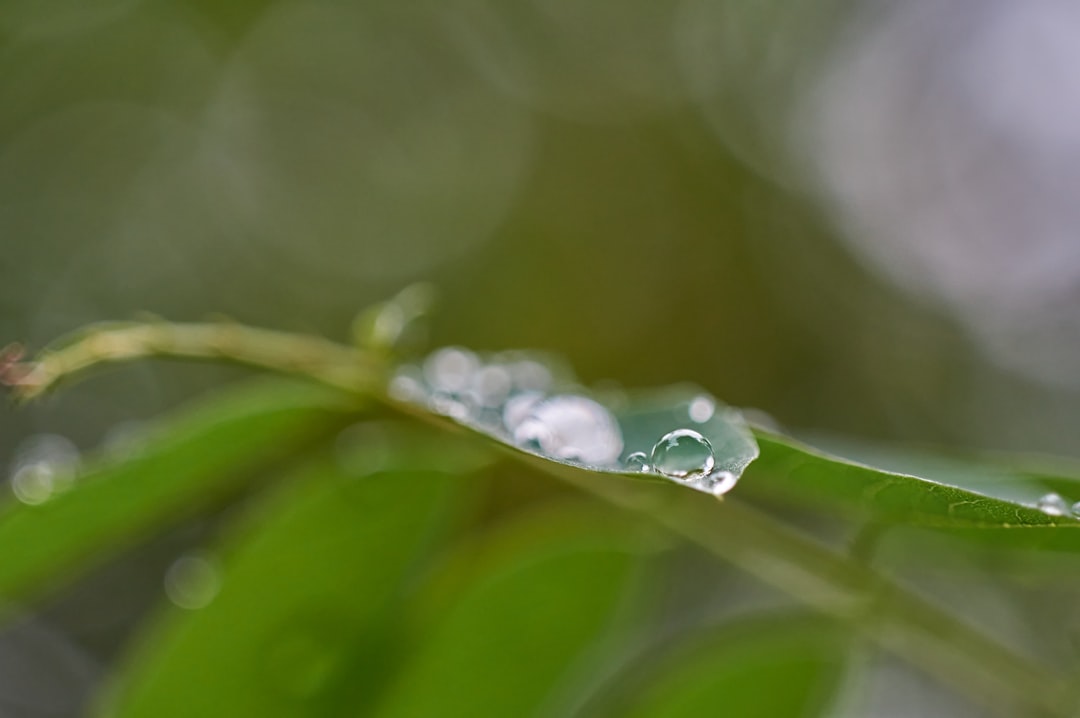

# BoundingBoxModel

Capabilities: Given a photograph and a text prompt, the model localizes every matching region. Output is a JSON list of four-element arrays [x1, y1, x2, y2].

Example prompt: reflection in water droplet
[[423, 347, 478, 394], [625, 451, 651, 472], [1037, 492, 1069, 516], [164, 554, 222, 610], [512, 395, 623, 465], [9, 434, 81, 504], [688, 395, 715, 423], [651, 429, 715, 480]]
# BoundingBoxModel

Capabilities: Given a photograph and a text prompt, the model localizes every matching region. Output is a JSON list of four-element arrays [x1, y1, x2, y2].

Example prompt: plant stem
[[5, 321, 385, 400], [7, 319, 1075, 716]]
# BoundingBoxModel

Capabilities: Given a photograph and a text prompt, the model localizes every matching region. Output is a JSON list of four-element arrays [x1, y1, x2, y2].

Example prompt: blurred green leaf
[[371, 504, 654, 718], [743, 431, 1080, 547], [621, 614, 847, 718], [0, 379, 359, 606], [106, 447, 467, 718]]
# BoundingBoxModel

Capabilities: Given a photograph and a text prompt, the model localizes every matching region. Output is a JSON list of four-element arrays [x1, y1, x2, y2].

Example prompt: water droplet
[[651, 429, 715, 481], [512, 395, 623, 465], [469, 364, 512, 408], [688, 395, 715, 423], [9, 434, 80, 504], [11, 463, 56, 505], [502, 391, 544, 431], [429, 391, 471, 420], [423, 347, 478, 394], [509, 360, 552, 393], [1072, 501, 1080, 518], [625, 451, 651, 472], [388, 366, 426, 403], [704, 470, 739, 497], [164, 554, 222, 610], [1037, 492, 1069, 516]]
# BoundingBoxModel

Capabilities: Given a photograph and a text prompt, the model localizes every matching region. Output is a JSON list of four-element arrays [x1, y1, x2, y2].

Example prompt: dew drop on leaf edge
[[1036, 492, 1069, 517]]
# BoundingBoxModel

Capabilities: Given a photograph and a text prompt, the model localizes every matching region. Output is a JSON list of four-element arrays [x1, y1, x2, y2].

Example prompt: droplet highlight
[[651, 429, 715, 481], [1037, 492, 1069, 517]]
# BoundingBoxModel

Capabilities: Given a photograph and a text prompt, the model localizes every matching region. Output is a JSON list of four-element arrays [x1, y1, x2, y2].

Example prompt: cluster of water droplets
[[1035, 492, 1080, 519], [390, 347, 624, 466], [389, 348, 746, 497]]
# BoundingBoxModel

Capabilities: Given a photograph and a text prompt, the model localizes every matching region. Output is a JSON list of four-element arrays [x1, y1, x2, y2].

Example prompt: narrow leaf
[[0, 380, 359, 606]]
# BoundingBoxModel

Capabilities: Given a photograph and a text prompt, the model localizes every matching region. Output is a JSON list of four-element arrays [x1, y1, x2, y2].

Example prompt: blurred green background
[[3, 1, 1080, 715]]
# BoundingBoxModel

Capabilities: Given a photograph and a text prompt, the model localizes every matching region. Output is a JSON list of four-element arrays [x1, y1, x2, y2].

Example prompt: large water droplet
[[651, 429, 715, 481], [625, 451, 651, 473], [423, 347, 478, 394], [1072, 501, 1080, 518], [1037, 492, 1069, 516], [164, 554, 222, 610], [512, 395, 623, 465]]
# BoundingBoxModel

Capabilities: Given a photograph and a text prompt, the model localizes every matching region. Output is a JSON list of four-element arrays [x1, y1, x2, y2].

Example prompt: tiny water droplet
[[388, 366, 426, 403], [705, 470, 739, 497], [512, 395, 623, 465], [429, 391, 472, 421], [625, 451, 651, 473], [1037, 492, 1069, 517], [651, 429, 715, 481], [688, 395, 715, 423], [164, 554, 222, 610], [423, 347, 478, 394]]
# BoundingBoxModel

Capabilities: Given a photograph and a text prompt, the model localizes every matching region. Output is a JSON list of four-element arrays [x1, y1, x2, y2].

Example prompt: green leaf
[[371, 503, 654, 718], [619, 613, 848, 718], [105, 446, 467, 718], [397, 377, 760, 497], [0, 379, 359, 605], [742, 431, 1080, 547]]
